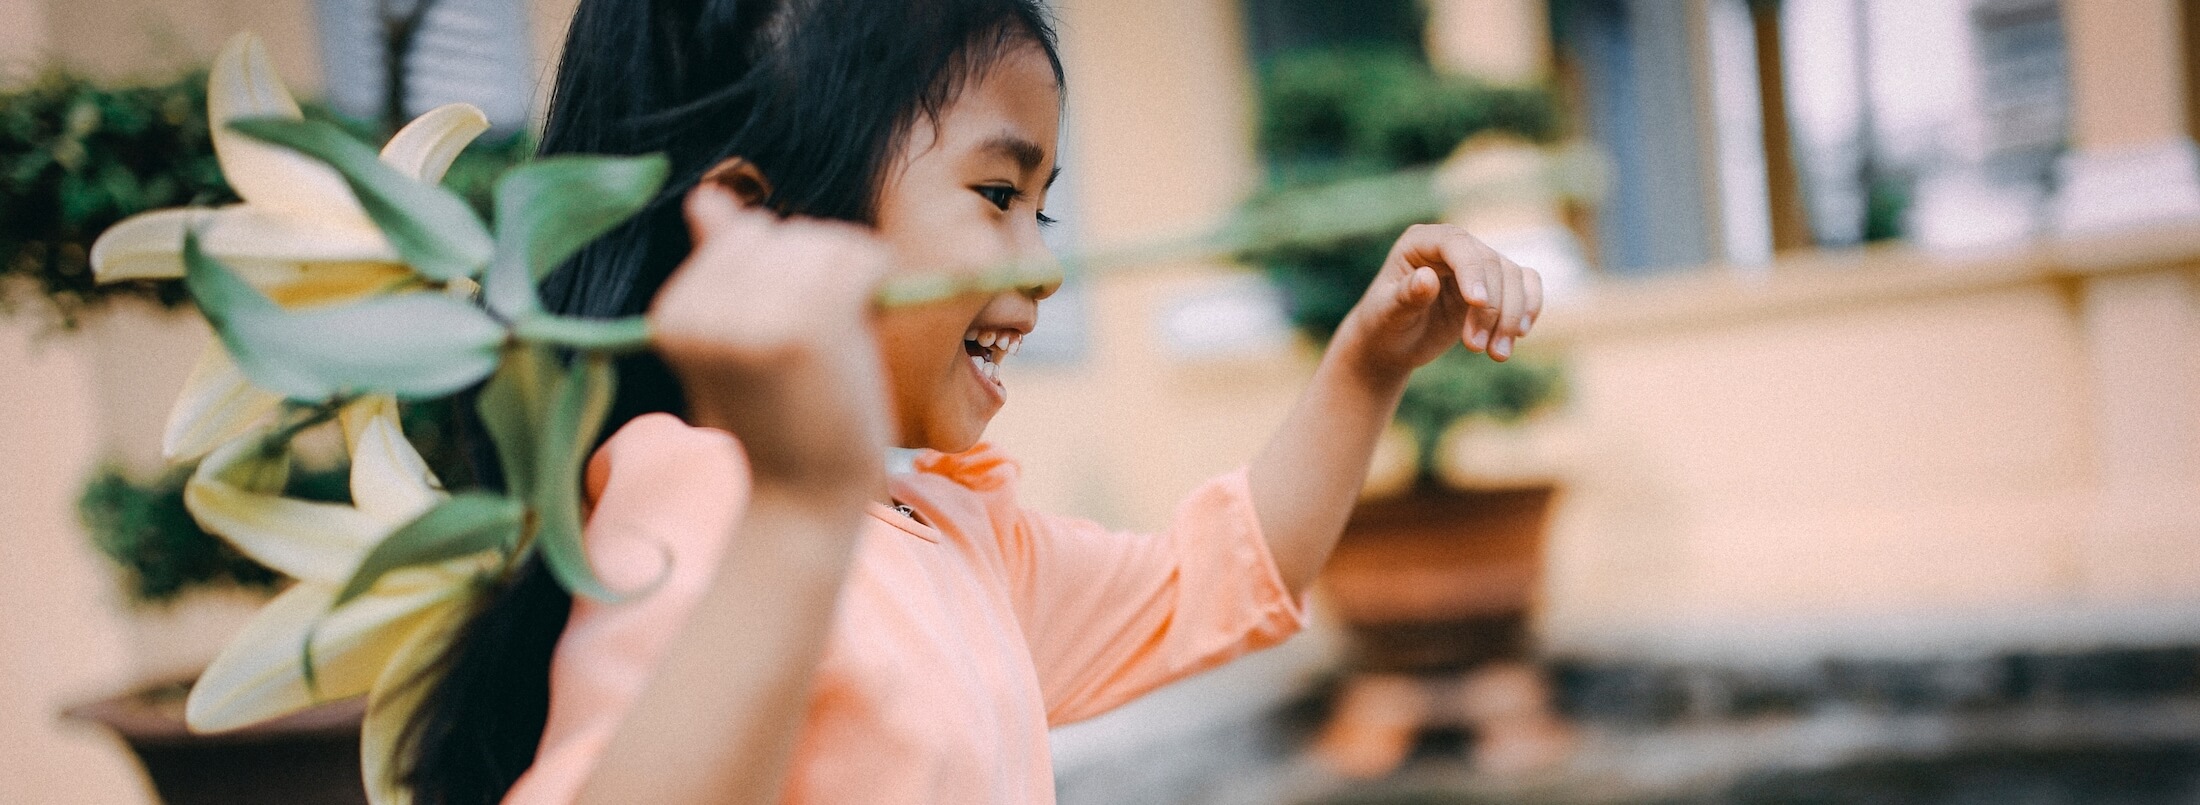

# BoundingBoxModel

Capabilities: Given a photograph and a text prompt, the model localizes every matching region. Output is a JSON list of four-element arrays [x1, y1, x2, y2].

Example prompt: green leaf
[[475, 343, 548, 496], [511, 313, 653, 353], [227, 116, 493, 281], [483, 154, 668, 317], [185, 228, 507, 401], [331, 492, 521, 608], [532, 352, 623, 600]]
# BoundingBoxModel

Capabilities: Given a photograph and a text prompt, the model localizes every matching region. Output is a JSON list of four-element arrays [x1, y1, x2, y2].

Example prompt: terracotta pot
[[1320, 485, 1556, 673], [65, 682, 367, 805], [1313, 485, 1573, 778]]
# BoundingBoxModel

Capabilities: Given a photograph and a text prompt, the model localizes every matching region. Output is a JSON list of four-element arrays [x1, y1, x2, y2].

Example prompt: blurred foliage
[[78, 463, 317, 605], [0, 67, 531, 327], [1256, 47, 1561, 182], [1244, 46, 1568, 468], [0, 69, 230, 324], [1396, 348, 1564, 469]]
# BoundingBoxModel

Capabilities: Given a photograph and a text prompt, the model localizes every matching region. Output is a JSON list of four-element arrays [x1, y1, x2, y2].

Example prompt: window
[[313, 0, 534, 135]]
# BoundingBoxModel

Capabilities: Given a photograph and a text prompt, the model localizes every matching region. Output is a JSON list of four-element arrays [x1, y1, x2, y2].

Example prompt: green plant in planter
[[1243, 46, 1568, 474]]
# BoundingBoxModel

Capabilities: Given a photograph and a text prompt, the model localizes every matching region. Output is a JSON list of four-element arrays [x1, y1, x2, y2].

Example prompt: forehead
[[907, 43, 1063, 169]]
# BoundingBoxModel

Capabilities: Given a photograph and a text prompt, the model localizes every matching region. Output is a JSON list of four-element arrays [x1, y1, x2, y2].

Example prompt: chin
[[909, 414, 991, 455]]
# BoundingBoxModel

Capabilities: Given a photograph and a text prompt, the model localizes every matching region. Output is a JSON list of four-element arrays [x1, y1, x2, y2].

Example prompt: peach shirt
[[504, 413, 1307, 804]]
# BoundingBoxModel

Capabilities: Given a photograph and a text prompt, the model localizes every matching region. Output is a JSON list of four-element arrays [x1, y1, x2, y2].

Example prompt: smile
[[962, 327, 1023, 389]]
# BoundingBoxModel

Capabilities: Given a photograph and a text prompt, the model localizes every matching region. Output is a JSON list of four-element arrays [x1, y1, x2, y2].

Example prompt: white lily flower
[[87, 33, 492, 462], [184, 396, 493, 804]]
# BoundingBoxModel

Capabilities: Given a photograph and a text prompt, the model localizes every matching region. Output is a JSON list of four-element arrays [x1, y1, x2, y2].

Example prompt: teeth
[[979, 331, 997, 348]]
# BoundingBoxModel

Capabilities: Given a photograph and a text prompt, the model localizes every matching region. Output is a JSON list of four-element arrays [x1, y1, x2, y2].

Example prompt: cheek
[[876, 308, 977, 379]]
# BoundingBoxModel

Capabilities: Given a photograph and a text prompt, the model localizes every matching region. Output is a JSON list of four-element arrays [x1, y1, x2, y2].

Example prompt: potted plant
[[69, 463, 376, 805], [1240, 45, 1578, 777]]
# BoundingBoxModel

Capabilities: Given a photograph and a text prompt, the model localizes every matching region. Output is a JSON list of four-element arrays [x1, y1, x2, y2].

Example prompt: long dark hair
[[399, 1, 1062, 801]]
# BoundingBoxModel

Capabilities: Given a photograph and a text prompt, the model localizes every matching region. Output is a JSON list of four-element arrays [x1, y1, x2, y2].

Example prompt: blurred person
[[395, 0, 1545, 802]]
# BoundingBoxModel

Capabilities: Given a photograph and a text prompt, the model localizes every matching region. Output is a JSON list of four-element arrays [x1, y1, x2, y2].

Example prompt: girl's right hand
[[649, 184, 893, 499]]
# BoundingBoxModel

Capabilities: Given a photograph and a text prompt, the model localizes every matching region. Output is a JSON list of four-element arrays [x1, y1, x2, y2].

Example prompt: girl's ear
[[702, 157, 775, 207]]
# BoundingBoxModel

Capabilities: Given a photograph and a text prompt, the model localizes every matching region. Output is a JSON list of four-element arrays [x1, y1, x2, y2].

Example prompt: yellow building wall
[[1534, 234, 2200, 661]]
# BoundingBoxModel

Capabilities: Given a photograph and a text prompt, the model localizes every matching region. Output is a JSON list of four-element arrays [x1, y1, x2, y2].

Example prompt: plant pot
[[1321, 485, 1555, 673], [64, 681, 367, 805]]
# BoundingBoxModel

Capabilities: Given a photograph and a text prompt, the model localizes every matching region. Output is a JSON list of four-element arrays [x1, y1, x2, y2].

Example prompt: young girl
[[399, 0, 1542, 802]]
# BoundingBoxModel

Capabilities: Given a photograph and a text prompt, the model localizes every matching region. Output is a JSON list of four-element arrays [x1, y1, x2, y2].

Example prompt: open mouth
[[962, 327, 1023, 388]]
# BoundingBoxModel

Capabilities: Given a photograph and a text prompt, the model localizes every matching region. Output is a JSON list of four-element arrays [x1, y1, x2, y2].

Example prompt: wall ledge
[[1536, 224, 2200, 345]]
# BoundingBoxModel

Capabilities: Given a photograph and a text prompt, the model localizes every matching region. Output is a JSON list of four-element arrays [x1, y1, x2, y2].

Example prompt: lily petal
[[87, 209, 193, 282], [162, 345, 285, 462], [254, 262, 418, 308], [185, 570, 470, 733], [340, 396, 444, 527], [360, 596, 472, 804], [187, 435, 389, 584], [90, 205, 399, 284], [208, 34, 370, 228], [380, 103, 490, 185]]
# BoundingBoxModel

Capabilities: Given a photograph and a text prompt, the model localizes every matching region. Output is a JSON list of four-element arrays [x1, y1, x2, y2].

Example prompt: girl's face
[[871, 41, 1062, 452]]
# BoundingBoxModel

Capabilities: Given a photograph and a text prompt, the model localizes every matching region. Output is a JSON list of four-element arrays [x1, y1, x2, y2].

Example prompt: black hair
[[399, 1, 1062, 801]]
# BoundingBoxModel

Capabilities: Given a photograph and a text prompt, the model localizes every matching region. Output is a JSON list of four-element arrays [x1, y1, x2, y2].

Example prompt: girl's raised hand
[[649, 184, 894, 498], [1333, 223, 1545, 378]]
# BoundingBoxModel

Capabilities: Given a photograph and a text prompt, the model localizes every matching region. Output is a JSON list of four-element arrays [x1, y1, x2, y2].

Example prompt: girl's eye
[[1036, 211, 1058, 228], [975, 185, 1017, 211]]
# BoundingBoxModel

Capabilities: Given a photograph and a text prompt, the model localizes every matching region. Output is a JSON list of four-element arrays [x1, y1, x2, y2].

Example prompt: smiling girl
[[396, 0, 1541, 803]]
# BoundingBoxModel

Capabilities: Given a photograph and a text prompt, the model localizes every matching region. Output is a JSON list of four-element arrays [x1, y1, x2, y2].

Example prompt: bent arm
[[575, 484, 866, 805], [1247, 224, 1542, 597], [1246, 350, 1409, 597]]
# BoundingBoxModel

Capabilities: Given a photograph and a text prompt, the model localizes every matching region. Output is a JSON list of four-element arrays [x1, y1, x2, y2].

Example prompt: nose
[[1016, 222, 1063, 301]]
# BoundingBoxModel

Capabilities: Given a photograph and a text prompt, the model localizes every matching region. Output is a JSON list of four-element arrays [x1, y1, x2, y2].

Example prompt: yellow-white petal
[[250, 261, 418, 308], [186, 569, 471, 733], [380, 103, 490, 185], [340, 396, 444, 527], [87, 209, 194, 282], [360, 595, 474, 805], [162, 345, 284, 463], [209, 34, 371, 228], [187, 435, 390, 584], [89, 205, 398, 284]]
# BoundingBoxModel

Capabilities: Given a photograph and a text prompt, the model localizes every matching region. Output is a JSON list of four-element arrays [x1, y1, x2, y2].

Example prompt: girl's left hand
[[1332, 223, 1544, 379]]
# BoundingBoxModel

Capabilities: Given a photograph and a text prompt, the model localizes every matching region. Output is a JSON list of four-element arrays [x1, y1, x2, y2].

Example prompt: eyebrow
[[978, 133, 1051, 178]]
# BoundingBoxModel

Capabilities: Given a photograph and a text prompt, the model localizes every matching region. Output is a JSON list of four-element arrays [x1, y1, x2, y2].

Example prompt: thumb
[[1373, 265, 1441, 325]]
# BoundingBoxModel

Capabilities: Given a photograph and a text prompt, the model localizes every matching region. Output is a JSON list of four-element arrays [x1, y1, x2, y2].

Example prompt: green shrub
[[80, 465, 281, 604], [0, 70, 232, 324]]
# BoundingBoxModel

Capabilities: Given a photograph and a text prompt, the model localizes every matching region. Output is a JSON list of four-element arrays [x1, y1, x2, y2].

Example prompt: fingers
[[1391, 224, 1544, 361]]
